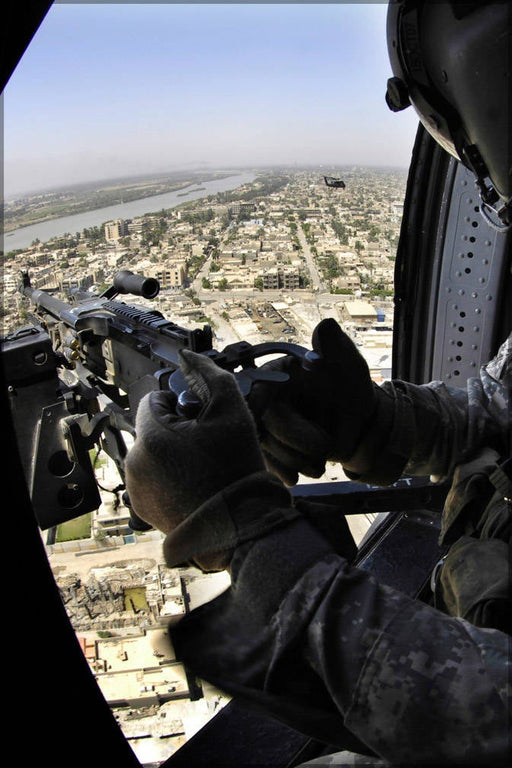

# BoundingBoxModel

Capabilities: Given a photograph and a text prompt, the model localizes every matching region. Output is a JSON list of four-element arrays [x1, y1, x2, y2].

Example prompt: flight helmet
[[386, 0, 511, 226]]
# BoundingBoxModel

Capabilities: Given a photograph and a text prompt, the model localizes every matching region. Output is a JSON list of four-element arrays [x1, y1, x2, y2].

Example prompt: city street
[[296, 224, 325, 291]]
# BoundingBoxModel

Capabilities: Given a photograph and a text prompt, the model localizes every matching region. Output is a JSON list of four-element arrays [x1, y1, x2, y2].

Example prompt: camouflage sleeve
[[352, 333, 512, 484], [171, 517, 511, 765], [341, 586, 512, 764], [260, 551, 511, 764], [170, 337, 511, 763]]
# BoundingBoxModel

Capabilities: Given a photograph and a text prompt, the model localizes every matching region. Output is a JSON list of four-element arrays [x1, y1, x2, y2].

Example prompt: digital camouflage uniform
[[169, 334, 511, 766]]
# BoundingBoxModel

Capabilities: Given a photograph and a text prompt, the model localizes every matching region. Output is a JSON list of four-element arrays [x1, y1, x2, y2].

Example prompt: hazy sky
[[4, 2, 419, 199]]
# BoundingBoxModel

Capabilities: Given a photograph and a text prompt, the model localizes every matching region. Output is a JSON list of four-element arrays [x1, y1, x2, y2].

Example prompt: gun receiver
[[3, 271, 316, 533]]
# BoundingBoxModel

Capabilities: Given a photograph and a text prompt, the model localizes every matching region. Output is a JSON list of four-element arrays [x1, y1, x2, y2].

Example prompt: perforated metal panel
[[431, 163, 508, 383]]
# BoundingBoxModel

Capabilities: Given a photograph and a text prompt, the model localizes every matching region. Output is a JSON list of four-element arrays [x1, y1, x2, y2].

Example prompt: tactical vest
[[433, 448, 511, 635]]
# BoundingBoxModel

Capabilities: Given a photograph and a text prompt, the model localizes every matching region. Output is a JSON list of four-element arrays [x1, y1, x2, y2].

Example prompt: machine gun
[[1, 270, 317, 533]]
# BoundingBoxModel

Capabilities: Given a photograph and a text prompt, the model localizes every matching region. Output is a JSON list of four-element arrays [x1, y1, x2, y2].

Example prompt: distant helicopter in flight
[[323, 175, 346, 189]]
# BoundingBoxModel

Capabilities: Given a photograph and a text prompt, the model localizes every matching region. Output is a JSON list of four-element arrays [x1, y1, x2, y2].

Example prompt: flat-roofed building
[[105, 219, 129, 242], [261, 268, 280, 289], [340, 300, 378, 328], [86, 628, 193, 707], [332, 274, 361, 292], [260, 266, 301, 290], [150, 262, 187, 289], [281, 267, 300, 290], [2, 272, 18, 293]]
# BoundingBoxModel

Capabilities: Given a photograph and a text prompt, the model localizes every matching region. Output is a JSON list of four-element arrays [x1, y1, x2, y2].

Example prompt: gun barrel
[[22, 276, 75, 321]]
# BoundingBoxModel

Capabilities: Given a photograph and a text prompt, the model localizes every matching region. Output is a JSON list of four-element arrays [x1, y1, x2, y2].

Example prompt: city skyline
[[4, 2, 419, 199]]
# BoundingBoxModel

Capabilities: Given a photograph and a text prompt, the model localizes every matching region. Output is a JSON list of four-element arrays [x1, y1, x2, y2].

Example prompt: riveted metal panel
[[431, 163, 508, 382]]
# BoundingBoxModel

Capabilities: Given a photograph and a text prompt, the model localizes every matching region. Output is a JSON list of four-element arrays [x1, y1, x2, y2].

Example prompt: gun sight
[[113, 270, 160, 299]]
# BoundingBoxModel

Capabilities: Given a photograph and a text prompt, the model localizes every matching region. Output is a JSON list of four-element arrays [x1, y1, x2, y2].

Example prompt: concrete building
[[332, 274, 361, 292], [228, 201, 256, 217], [94, 497, 133, 538], [261, 267, 280, 289], [2, 272, 18, 293], [31, 265, 60, 289], [260, 266, 301, 290], [105, 219, 129, 242], [60, 273, 95, 295], [127, 219, 144, 235], [150, 263, 187, 289], [340, 300, 378, 328], [87, 628, 194, 707], [281, 267, 301, 290]]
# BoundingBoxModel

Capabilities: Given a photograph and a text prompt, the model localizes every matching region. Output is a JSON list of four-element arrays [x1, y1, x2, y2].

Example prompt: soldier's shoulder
[[485, 334, 512, 381]]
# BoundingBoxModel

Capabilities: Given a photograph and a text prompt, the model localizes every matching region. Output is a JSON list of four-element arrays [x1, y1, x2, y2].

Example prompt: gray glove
[[249, 318, 378, 485], [125, 349, 296, 571]]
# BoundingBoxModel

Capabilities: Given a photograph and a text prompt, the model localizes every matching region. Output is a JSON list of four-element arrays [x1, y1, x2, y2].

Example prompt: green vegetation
[[180, 207, 215, 225], [331, 218, 349, 245], [319, 253, 345, 281], [368, 286, 395, 298], [4, 171, 231, 232], [214, 171, 291, 205], [124, 587, 149, 613], [186, 252, 208, 278], [55, 513, 92, 542], [196, 314, 215, 326], [140, 215, 169, 248]]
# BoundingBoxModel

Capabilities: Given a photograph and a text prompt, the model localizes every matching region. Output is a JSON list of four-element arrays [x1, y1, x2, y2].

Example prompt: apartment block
[[149, 262, 187, 289], [105, 219, 129, 242], [261, 266, 301, 290]]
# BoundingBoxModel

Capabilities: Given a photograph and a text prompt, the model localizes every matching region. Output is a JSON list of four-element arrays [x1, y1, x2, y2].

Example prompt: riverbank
[[4, 171, 233, 234], [4, 171, 256, 252]]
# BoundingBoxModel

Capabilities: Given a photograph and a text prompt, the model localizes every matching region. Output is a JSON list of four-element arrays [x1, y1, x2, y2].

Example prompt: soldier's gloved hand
[[125, 348, 267, 570], [249, 318, 377, 485]]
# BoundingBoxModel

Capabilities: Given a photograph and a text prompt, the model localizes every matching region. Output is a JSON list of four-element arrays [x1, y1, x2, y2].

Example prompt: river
[[4, 171, 256, 251]]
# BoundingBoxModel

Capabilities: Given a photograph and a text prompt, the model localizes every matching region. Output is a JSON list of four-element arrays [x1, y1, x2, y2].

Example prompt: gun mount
[[2, 270, 318, 533]]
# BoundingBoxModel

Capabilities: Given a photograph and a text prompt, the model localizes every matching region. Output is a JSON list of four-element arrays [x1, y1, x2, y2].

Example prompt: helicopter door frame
[[393, 125, 511, 385]]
